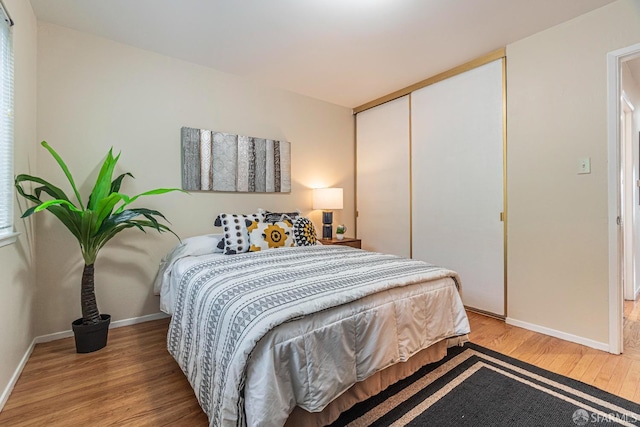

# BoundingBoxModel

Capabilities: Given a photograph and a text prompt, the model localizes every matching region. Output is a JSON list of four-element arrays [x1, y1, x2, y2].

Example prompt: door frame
[[607, 42, 640, 355], [622, 92, 635, 302]]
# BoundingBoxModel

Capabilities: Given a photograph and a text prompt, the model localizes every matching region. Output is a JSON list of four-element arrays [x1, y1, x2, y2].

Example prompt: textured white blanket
[[166, 245, 469, 427]]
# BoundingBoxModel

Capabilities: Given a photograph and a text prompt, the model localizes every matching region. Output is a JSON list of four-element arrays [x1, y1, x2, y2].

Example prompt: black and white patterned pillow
[[292, 217, 318, 246], [260, 209, 301, 224], [218, 213, 263, 255], [214, 212, 261, 229]]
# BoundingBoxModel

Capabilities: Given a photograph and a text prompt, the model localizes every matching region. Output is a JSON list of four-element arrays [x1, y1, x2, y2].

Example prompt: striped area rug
[[330, 343, 640, 427]]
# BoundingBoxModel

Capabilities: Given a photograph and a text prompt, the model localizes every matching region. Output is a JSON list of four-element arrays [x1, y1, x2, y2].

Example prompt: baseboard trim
[[505, 317, 609, 352], [1, 312, 170, 413], [110, 312, 169, 329], [34, 312, 170, 344], [0, 338, 35, 413]]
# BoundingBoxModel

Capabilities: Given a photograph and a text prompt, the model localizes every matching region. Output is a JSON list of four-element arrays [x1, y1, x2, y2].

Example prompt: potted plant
[[336, 224, 347, 240], [15, 141, 181, 353]]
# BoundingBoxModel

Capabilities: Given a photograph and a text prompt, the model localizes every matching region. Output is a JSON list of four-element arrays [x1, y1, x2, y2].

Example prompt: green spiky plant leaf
[[15, 141, 183, 326]]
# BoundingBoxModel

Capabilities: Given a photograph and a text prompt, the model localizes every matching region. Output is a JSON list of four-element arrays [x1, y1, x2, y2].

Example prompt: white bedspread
[[163, 245, 469, 427]]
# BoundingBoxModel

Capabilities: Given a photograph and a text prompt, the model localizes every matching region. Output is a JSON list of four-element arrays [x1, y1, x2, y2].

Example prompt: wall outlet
[[578, 157, 591, 174]]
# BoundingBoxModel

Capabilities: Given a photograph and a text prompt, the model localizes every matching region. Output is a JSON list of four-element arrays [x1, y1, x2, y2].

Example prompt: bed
[[155, 237, 470, 427]]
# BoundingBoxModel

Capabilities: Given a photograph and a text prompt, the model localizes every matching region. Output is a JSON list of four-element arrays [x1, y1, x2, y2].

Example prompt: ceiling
[[29, 0, 616, 108]]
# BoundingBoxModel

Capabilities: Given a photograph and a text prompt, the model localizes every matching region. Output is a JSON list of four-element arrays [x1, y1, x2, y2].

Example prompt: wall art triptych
[[181, 126, 291, 193]]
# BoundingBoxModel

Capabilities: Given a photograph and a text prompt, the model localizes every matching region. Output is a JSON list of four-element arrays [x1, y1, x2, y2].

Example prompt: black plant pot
[[71, 314, 111, 353]]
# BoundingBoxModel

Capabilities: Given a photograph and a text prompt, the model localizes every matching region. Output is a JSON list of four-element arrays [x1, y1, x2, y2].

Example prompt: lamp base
[[322, 211, 333, 239]]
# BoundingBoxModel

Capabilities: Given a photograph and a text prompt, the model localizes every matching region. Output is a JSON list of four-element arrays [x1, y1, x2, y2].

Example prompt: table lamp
[[313, 188, 343, 239]]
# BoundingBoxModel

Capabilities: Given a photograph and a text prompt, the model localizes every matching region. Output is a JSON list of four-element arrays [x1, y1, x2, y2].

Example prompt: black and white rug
[[330, 343, 640, 426]]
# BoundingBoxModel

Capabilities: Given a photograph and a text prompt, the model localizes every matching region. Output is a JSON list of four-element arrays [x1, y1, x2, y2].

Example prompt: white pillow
[[180, 234, 225, 256], [153, 234, 223, 296]]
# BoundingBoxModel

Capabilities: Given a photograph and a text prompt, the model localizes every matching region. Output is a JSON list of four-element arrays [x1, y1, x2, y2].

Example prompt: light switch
[[578, 157, 591, 174]]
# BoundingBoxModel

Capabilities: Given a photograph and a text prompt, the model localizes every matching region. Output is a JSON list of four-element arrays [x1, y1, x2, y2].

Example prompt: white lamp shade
[[313, 188, 343, 210]]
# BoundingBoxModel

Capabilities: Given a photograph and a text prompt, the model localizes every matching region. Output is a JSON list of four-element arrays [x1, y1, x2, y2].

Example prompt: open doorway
[[608, 43, 640, 355], [622, 57, 640, 356]]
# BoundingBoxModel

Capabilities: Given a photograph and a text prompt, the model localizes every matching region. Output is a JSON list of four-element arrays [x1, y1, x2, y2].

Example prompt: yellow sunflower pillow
[[249, 221, 295, 252]]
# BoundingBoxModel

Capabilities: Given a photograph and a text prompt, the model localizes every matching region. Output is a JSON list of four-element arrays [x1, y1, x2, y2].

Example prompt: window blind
[[0, 4, 13, 239]]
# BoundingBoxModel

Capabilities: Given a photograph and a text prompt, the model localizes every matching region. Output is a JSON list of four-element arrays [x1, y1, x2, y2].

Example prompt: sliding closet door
[[356, 96, 411, 257], [411, 59, 504, 316]]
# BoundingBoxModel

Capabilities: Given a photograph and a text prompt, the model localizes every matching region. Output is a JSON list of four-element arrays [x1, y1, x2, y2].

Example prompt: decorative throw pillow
[[249, 221, 295, 251], [292, 217, 317, 246], [259, 208, 301, 224], [218, 213, 263, 255], [214, 212, 263, 227]]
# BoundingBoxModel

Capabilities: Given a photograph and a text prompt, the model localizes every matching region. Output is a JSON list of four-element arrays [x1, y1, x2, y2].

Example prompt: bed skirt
[[284, 335, 468, 427]]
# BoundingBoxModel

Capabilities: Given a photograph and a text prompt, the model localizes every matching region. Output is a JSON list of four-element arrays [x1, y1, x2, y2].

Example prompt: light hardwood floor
[[2, 308, 640, 426]]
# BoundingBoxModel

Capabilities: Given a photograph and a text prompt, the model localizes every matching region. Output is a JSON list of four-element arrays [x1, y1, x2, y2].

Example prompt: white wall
[[36, 23, 354, 335], [507, 0, 640, 345], [0, 0, 37, 409]]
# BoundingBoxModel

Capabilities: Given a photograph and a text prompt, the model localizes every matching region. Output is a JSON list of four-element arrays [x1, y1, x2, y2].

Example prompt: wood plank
[[0, 318, 208, 426], [554, 343, 593, 377], [566, 349, 600, 381], [605, 356, 632, 395], [620, 359, 640, 400]]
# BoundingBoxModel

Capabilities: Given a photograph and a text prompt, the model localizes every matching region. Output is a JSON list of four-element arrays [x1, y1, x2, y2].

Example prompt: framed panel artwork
[[181, 127, 291, 193]]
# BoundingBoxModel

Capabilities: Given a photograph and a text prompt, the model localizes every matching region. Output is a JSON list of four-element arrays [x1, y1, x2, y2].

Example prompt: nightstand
[[319, 237, 361, 249]]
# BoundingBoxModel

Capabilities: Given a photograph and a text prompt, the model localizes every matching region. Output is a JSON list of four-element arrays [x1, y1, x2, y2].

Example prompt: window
[[0, 3, 14, 246]]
